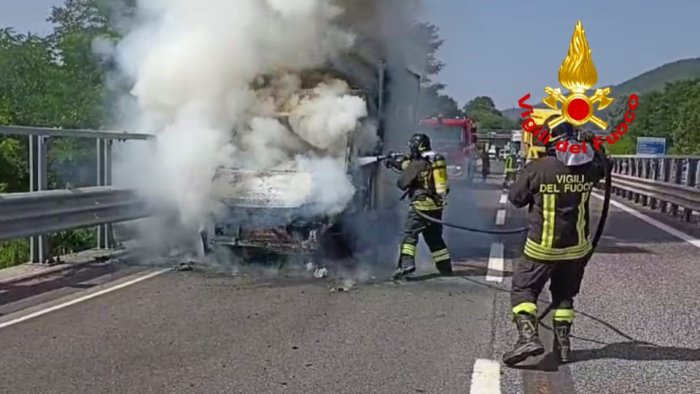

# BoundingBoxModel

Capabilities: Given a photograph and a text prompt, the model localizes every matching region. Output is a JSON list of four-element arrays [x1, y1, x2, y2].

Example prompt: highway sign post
[[636, 137, 666, 156]]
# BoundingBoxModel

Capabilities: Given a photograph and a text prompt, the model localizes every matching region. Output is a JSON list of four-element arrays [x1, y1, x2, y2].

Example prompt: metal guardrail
[[0, 125, 154, 140], [0, 187, 150, 242], [0, 125, 154, 262], [609, 155, 700, 222], [2, 124, 700, 264], [611, 155, 700, 187]]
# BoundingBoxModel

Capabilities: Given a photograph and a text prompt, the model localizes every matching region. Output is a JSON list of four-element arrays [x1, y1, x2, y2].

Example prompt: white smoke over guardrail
[[109, 0, 371, 231]]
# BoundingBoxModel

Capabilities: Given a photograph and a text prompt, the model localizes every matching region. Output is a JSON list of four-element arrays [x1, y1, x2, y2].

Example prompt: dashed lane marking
[[499, 193, 508, 204], [486, 243, 504, 283], [0, 268, 171, 330], [470, 358, 501, 393], [592, 193, 700, 249], [495, 209, 506, 225]]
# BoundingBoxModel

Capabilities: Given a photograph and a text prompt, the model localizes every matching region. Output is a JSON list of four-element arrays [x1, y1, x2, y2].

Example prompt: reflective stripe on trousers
[[512, 302, 537, 318], [401, 243, 416, 256], [431, 248, 450, 262], [552, 308, 575, 322]]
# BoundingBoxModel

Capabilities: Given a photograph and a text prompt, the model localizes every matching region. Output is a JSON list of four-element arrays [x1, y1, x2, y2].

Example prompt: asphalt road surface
[[0, 163, 698, 394]]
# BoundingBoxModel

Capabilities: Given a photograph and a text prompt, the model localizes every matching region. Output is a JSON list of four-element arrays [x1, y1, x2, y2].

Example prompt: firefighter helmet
[[548, 121, 576, 143], [545, 118, 577, 155], [409, 133, 431, 157]]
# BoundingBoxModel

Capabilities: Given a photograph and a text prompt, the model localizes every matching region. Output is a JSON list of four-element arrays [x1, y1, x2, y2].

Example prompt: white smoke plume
[[288, 79, 367, 154], [109, 0, 372, 233]]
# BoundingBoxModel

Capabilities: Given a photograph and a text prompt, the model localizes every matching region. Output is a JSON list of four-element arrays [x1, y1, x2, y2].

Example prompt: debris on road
[[41, 256, 61, 266], [331, 278, 356, 292], [177, 261, 194, 271], [313, 267, 328, 279]]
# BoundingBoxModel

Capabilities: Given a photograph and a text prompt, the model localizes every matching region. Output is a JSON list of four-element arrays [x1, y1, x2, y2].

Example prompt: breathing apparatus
[[407, 133, 448, 197]]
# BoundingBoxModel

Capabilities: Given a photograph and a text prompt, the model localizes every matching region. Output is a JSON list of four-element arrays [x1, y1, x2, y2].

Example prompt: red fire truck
[[418, 116, 478, 183]]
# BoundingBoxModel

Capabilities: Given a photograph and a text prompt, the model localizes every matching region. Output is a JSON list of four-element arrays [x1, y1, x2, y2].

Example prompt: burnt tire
[[318, 222, 354, 261]]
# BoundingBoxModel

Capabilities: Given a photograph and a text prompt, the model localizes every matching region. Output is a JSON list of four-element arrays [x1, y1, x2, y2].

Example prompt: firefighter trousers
[[503, 171, 516, 187], [399, 208, 452, 273], [510, 256, 587, 323]]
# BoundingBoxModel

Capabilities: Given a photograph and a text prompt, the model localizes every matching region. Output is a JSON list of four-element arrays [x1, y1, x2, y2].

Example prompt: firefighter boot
[[392, 264, 416, 280], [502, 313, 545, 366], [552, 321, 572, 363], [435, 260, 453, 276], [392, 257, 416, 280]]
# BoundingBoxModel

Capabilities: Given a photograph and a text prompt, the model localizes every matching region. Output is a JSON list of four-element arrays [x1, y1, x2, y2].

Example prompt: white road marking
[[0, 268, 170, 330], [486, 243, 504, 283], [469, 358, 501, 394], [592, 193, 700, 249], [499, 194, 508, 204], [495, 209, 506, 225]]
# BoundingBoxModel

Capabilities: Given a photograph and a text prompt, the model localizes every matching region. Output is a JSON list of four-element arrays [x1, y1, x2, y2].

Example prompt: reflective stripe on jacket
[[507, 155, 607, 262]]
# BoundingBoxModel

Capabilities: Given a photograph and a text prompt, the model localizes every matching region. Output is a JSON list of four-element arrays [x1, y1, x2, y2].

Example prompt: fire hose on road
[[413, 208, 528, 234]]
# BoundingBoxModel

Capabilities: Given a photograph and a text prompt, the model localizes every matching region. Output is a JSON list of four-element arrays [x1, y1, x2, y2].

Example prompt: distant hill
[[500, 57, 700, 120], [502, 107, 524, 121], [614, 57, 700, 96]]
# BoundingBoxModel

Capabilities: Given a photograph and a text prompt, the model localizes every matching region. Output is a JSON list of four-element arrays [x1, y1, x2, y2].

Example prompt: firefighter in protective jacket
[[503, 151, 518, 188], [385, 133, 453, 280], [502, 120, 609, 366]]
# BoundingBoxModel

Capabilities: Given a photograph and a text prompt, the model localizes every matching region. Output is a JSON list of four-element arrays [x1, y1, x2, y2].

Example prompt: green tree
[[463, 96, 518, 130], [403, 22, 462, 118], [419, 82, 461, 117], [607, 79, 700, 154], [0, 0, 115, 266], [408, 22, 445, 79], [0, 29, 45, 266]]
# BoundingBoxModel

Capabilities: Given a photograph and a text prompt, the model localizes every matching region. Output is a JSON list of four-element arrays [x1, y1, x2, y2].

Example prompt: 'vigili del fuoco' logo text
[[518, 20, 639, 153]]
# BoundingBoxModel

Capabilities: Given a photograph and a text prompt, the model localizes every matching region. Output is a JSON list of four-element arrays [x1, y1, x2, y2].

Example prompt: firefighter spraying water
[[377, 133, 453, 280]]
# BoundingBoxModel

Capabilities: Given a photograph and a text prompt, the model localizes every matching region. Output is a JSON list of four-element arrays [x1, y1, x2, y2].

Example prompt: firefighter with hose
[[502, 119, 610, 366], [384, 133, 453, 280]]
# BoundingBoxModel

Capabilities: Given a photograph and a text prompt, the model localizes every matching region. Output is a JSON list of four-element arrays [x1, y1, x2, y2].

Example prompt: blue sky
[[3, 0, 700, 109], [422, 0, 700, 108]]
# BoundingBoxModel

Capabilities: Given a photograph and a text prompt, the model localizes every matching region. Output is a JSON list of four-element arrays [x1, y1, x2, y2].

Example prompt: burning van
[[200, 112, 365, 258], [197, 59, 420, 262], [190, 0, 432, 262]]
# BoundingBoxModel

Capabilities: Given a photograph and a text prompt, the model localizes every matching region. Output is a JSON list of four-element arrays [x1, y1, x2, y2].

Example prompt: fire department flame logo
[[542, 21, 614, 130]]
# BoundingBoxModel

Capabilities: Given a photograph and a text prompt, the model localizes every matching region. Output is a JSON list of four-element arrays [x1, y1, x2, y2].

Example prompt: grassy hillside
[[500, 57, 700, 118], [614, 57, 700, 96]]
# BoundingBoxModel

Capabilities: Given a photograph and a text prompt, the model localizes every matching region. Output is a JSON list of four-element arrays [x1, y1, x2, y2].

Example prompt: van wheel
[[319, 223, 354, 261]]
